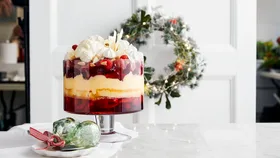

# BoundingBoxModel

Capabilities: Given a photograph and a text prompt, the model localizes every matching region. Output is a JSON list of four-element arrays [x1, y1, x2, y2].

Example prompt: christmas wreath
[[111, 8, 206, 109]]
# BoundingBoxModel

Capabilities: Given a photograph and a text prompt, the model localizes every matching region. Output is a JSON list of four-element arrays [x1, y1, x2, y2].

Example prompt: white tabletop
[[0, 123, 278, 158]]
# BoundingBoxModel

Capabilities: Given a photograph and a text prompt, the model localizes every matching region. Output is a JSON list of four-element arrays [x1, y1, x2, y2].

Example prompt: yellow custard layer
[[64, 73, 144, 99]]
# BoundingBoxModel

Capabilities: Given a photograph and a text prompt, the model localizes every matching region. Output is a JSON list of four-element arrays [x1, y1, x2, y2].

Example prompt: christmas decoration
[[110, 8, 206, 109]]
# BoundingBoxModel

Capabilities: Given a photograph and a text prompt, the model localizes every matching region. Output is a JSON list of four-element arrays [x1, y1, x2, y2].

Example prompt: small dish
[[31, 142, 96, 157]]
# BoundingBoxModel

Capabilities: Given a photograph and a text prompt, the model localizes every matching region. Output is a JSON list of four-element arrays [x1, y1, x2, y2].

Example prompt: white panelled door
[[30, 0, 256, 123]]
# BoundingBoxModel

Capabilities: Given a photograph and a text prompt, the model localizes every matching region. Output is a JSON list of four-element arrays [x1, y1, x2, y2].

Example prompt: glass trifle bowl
[[63, 30, 144, 142]]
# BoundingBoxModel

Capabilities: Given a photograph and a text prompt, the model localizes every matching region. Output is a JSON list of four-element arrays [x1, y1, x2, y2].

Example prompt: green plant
[[258, 37, 280, 70]]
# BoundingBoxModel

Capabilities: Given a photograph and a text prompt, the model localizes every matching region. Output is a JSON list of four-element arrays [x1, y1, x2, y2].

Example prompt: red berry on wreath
[[170, 19, 177, 25], [175, 61, 183, 72], [72, 44, 78, 50]]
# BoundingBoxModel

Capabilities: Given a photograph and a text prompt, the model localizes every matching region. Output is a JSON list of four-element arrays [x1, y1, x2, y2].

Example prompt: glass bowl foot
[[100, 131, 131, 143], [94, 115, 131, 143]]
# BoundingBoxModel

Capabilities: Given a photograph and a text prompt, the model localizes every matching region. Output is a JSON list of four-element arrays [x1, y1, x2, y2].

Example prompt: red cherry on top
[[114, 59, 126, 70], [120, 55, 129, 59], [72, 44, 78, 50], [100, 59, 113, 70], [105, 60, 113, 70], [140, 63, 144, 75]]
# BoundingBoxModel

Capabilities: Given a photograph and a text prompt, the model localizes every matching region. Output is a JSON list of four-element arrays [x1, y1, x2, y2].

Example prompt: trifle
[[63, 30, 144, 115]]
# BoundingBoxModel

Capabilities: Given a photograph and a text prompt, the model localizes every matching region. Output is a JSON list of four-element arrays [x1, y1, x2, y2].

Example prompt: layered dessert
[[63, 30, 144, 115]]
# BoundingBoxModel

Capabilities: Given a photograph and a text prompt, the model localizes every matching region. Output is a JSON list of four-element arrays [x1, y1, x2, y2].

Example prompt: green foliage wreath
[[111, 8, 206, 109]]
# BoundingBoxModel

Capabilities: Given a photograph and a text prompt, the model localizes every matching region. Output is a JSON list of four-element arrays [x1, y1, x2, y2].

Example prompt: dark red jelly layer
[[63, 58, 143, 81], [64, 95, 143, 115]]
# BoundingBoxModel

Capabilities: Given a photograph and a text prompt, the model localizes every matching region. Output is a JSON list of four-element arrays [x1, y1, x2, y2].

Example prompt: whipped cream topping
[[75, 39, 102, 62], [64, 50, 75, 60], [128, 50, 144, 62], [103, 48, 117, 58], [66, 29, 143, 62], [117, 40, 130, 53]]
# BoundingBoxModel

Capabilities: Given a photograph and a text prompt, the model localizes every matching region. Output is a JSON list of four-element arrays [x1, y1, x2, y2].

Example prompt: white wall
[[257, 0, 280, 114], [257, 0, 280, 44]]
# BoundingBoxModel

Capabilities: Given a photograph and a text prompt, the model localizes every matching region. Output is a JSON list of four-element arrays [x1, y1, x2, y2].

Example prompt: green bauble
[[69, 121, 100, 148], [53, 117, 76, 140], [53, 118, 100, 148]]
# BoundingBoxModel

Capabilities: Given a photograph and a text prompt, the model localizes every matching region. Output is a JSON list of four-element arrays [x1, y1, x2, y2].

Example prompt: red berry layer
[[63, 58, 144, 81], [64, 95, 143, 115]]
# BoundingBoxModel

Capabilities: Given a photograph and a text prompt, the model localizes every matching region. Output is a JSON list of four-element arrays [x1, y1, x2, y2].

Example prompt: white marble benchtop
[[0, 123, 278, 158]]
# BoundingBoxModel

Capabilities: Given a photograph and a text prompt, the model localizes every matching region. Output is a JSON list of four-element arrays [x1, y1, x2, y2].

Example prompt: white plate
[[31, 143, 96, 157]]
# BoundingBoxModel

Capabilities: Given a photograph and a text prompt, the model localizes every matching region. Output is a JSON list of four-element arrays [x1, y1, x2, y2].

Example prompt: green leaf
[[158, 75, 164, 80], [165, 94, 171, 109], [143, 23, 150, 29], [143, 15, 151, 22], [144, 56, 147, 63], [170, 91, 181, 98], [131, 29, 138, 36], [140, 10, 146, 21], [144, 67, 155, 81], [168, 75, 176, 83], [155, 94, 163, 105], [145, 74, 152, 81], [144, 67, 155, 72]]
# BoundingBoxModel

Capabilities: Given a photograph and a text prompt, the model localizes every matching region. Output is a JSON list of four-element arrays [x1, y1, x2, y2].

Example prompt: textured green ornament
[[53, 117, 76, 139], [69, 121, 100, 148], [53, 118, 100, 148]]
